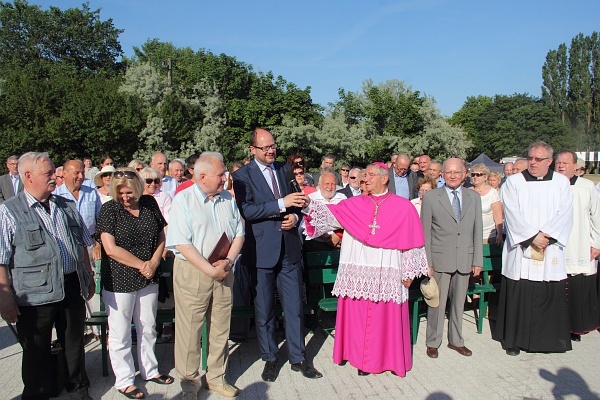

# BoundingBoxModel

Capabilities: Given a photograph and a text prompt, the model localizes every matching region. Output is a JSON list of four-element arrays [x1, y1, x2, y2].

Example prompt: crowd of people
[[0, 134, 599, 399]]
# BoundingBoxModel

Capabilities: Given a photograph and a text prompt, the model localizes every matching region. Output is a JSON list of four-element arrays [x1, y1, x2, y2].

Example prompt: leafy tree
[[0, 0, 123, 73], [450, 94, 574, 160], [542, 32, 600, 149]]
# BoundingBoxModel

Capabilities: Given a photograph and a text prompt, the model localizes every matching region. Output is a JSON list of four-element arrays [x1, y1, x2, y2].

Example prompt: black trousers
[[17, 272, 89, 400]]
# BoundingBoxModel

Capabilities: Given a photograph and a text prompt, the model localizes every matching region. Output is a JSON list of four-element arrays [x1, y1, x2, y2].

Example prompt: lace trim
[[303, 200, 340, 239], [332, 247, 429, 304]]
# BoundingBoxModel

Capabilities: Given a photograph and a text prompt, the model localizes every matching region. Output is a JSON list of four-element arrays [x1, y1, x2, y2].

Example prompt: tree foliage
[[450, 94, 573, 160], [542, 32, 600, 149]]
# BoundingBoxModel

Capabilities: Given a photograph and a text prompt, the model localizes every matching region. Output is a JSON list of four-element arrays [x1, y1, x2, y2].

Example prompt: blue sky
[[34, 0, 599, 116]]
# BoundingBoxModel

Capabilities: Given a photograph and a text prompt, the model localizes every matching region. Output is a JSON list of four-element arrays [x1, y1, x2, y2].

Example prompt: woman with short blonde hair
[[97, 167, 173, 397]]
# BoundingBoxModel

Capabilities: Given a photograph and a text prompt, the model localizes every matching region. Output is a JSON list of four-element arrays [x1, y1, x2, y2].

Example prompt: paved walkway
[[1, 309, 599, 400]]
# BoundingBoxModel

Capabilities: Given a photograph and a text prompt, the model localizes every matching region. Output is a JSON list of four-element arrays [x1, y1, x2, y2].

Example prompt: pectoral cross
[[369, 218, 380, 235]]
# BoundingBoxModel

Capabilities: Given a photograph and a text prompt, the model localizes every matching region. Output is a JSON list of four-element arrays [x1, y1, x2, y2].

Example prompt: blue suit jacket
[[233, 161, 303, 268]]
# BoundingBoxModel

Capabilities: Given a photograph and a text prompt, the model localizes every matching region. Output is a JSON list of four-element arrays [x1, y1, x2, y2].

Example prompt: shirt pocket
[[24, 223, 45, 251], [13, 262, 53, 294]]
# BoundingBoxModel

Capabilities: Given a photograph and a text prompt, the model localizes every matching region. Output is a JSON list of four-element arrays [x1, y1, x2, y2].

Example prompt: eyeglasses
[[294, 160, 305, 166], [527, 156, 551, 162], [470, 172, 486, 177], [294, 172, 304, 176], [136, 167, 143, 172], [411, 162, 418, 165], [341, 168, 349, 172], [145, 178, 161, 185], [252, 144, 277, 152], [101, 173, 112, 178], [349, 176, 357, 180], [56, 175, 64, 179], [113, 171, 137, 180]]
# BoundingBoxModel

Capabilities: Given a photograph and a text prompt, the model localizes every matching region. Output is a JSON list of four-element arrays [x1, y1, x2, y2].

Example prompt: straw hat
[[420, 277, 439, 308], [94, 166, 116, 187]]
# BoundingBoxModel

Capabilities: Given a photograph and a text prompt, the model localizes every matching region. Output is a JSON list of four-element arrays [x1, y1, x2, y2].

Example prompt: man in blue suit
[[233, 128, 323, 382]]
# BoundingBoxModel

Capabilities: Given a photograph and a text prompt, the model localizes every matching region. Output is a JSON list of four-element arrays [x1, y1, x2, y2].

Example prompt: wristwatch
[[225, 258, 234, 271]]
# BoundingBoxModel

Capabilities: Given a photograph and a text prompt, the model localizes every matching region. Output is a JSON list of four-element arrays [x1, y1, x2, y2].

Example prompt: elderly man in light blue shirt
[[166, 151, 244, 399]]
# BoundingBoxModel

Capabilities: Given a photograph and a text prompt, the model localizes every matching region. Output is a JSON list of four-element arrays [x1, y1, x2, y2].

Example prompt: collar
[[24, 190, 55, 208], [569, 175, 578, 185], [522, 169, 553, 181], [193, 183, 222, 203], [372, 189, 389, 197], [10, 173, 19, 180], [444, 184, 462, 194]]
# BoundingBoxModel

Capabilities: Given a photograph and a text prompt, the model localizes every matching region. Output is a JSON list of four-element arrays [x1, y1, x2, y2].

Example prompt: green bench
[[87, 258, 313, 377], [409, 243, 503, 344], [305, 251, 340, 337]]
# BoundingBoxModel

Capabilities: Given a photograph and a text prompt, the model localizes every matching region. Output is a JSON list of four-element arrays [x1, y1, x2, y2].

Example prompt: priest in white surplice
[[555, 150, 600, 341], [496, 141, 574, 356]]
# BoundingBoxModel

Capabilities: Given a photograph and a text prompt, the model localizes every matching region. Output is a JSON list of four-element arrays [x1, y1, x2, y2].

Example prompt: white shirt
[[501, 172, 573, 281], [565, 177, 600, 275], [166, 183, 244, 260]]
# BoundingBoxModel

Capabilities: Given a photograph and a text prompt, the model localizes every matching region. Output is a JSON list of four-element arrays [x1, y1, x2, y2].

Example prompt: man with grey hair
[[337, 168, 362, 198], [150, 152, 177, 198], [0, 152, 95, 399], [0, 155, 23, 203], [422, 157, 483, 359], [169, 159, 187, 184], [427, 160, 444, 187], [304, 172, 346, 252], [496, 141, 574, 356], [167, 151, 244, 398], [555, 150, 600, 341]]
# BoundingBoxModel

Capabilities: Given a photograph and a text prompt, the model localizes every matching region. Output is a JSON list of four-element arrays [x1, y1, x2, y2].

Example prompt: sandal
[[147, 374, 174, 385], [118, 385, 145, 399]]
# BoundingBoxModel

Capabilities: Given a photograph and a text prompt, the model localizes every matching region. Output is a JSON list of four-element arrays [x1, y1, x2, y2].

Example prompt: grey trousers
[[425, 270, 470, 348]]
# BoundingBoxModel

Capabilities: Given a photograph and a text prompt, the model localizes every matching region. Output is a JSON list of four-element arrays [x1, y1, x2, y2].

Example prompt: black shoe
[[261, 361, 278, 382], [571, 333, 581, 342], [505, 348, 520, 356], [357, 369, 370, 376], [290, 360, 323, 379]]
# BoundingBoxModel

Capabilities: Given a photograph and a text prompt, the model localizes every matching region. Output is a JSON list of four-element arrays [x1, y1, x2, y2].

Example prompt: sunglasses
[[527, 156, 551, 162], [145, 178, 161, 185], [341, 168, 349, 172], [349, 176, 357, 180], [136, 167, 143, 172], [294, 172, 304, 176], [470, 172, 486, 177], [113, 171, 137, 180]]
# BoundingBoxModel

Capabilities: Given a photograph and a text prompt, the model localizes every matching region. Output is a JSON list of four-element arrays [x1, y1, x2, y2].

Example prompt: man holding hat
[[421, 157, 483, 358]]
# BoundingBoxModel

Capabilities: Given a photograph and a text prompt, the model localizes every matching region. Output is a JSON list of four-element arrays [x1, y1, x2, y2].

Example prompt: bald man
[[388, 154, 418, 199]]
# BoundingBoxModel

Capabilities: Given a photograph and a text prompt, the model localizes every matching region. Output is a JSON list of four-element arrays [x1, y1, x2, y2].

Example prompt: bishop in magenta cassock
[[304, 162, 428, 376]]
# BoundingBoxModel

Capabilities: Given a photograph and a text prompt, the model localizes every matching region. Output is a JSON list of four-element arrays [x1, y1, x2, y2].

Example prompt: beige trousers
[[173, 257, 233, 388]]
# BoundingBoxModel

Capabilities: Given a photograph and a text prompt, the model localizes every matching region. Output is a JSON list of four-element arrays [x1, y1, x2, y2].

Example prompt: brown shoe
[[447, 343, 472, 356], [426, 347, 438, 358], [206, 383, 239, 398]]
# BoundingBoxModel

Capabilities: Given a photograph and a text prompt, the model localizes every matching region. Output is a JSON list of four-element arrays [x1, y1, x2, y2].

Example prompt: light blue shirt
[[161, 175, 178, 198], [393, 170, 410, 199], [54, 184, 102, 235], [444, 184, 463, 206], [10, 174, 20, 196], [255, 160, 286, 212], [166, 183, 244, 261]]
